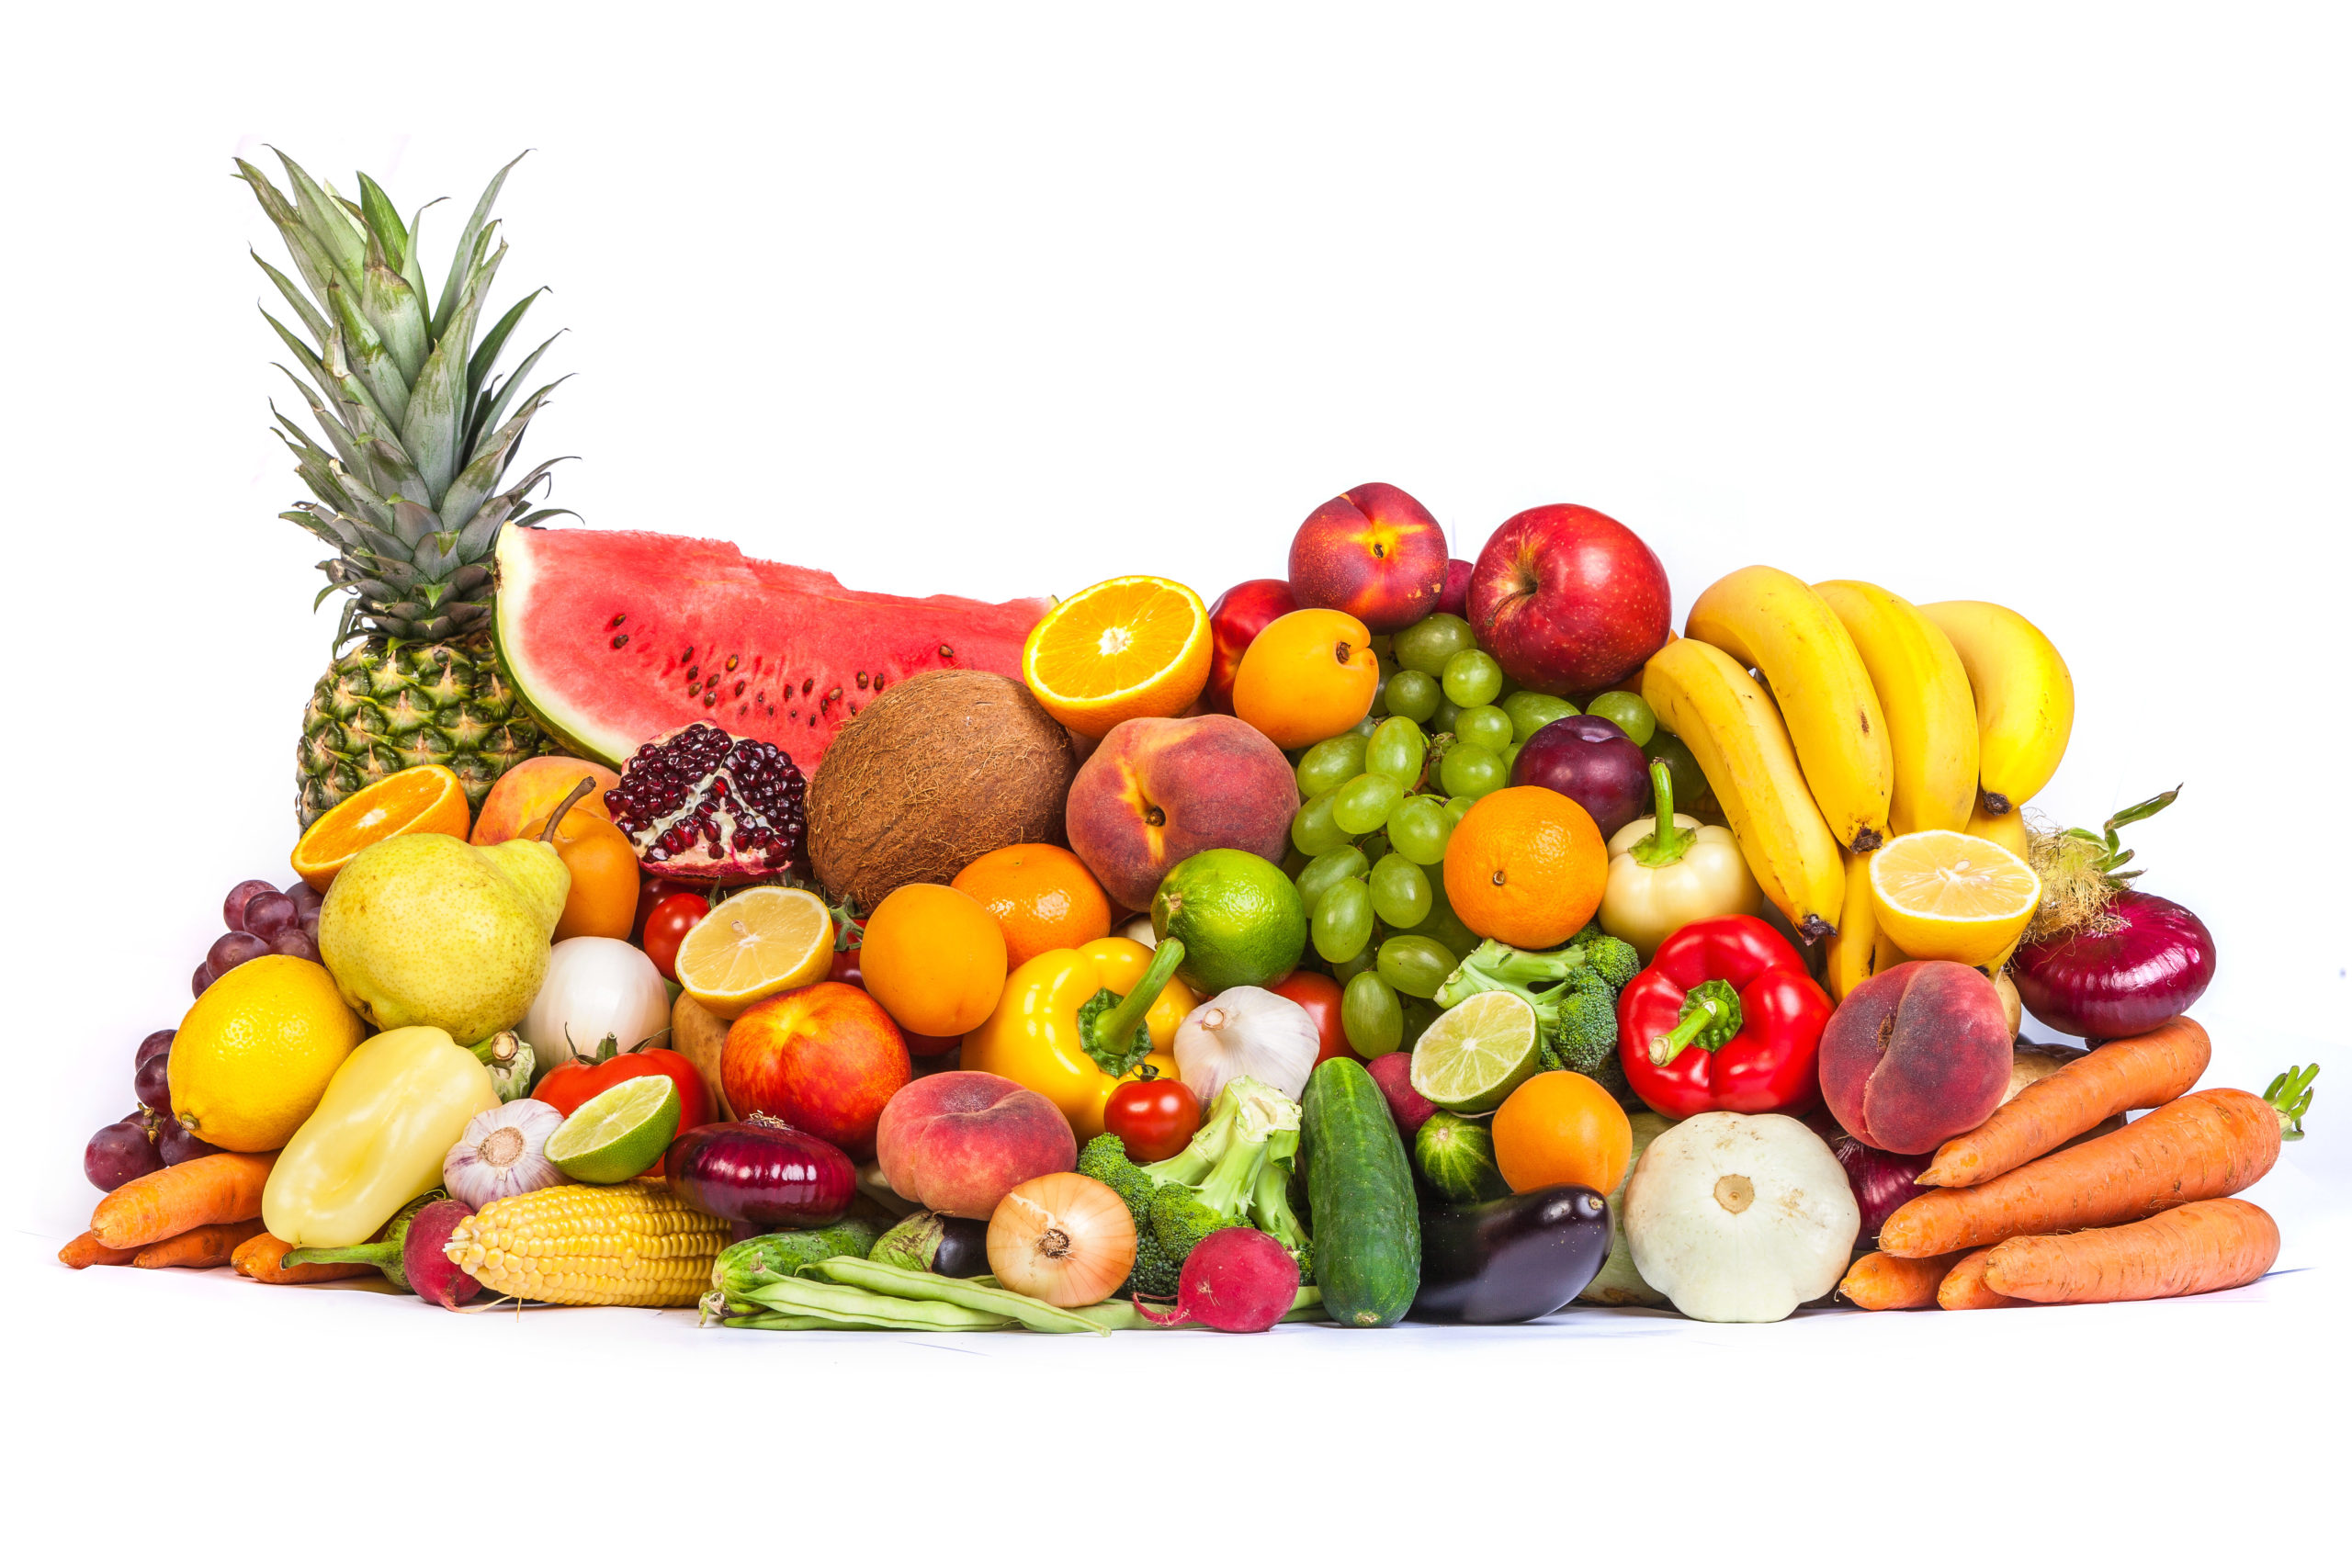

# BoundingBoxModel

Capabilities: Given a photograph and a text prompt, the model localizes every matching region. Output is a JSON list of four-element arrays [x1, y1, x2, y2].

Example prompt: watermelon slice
[[494, 526, 1049, 773]]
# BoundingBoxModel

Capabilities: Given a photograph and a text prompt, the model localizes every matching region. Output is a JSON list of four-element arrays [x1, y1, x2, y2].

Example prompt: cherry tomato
[[633, 874, 703, 944], [1104, 1076, 1203, 1163], [639, 893, 710, 981], [828, 947, 864, 987], [1270, 971, 1354, 1064]]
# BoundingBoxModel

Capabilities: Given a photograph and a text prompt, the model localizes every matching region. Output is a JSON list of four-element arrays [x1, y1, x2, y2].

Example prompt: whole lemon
[[169, 956, 367, 1151]]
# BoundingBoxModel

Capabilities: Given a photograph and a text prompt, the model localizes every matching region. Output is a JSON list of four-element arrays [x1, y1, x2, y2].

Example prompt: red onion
[[664, 1114, 856, 1229], [2011, 889, 2215, 1040], [1832, 1134, 1933, 1246]]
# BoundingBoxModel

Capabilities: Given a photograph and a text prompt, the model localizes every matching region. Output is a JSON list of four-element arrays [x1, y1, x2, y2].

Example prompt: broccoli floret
[[1551, 986, 1619, 1074], [1080, 1133, 1182, 1296], [1079, 1082, 1305, 1293], [1248, 1156, 1313, 1284], [1577, 934, 1640, 990], [1149, 1182, 1246, 1258]]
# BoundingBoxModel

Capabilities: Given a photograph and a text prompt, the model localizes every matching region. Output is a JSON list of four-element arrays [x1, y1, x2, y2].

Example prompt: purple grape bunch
[[197, 877, 323, 998]]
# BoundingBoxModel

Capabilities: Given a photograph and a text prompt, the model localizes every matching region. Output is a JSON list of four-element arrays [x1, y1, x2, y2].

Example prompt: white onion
[[520, 937, 672, 1069]]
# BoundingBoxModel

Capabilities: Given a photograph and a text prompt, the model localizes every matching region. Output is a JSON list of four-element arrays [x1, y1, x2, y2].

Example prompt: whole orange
[[859, 883, 1010, 1036], [1443, 785, 1607, 948], [521, 806, 641, 942], [951, 843, 1114, 968], [1230, 608, 1379, 749], [1492, 1071, 1633, 1194]]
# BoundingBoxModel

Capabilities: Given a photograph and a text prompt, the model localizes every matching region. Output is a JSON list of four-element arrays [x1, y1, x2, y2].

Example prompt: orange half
[[291, 764, 472, 891], [1022, 575, 1212, 738]]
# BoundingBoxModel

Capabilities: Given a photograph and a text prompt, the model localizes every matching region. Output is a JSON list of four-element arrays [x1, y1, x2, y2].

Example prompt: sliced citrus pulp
[[291, 763, 472, 891], [1021, 575, 1212, 738], [1867, 829, 2041, 967], [673, 886, 834, 1020], [545, 1075, 682, 1184], [1409, 990, 1543, 1113]]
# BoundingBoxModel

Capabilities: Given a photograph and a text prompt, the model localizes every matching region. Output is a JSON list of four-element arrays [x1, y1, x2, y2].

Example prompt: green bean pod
[[745, 1275, 1010, 1330], [810, 1256, 1113, 1336]]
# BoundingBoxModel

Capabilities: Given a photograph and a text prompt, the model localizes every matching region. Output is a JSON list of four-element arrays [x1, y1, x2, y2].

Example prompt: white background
[[6, 6, 2347, 1563]]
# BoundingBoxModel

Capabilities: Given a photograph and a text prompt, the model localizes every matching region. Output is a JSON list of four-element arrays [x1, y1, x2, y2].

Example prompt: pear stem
[[541, 778, 599, 842]]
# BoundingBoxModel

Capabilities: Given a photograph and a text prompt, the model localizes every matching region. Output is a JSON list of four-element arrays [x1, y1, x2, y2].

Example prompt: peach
[[470, 755, 620, 845], [1065, 714, 1299, 910], [1819, 961, 2012, 1154], [1286, 482, 1450, 632], [876, 1070, 1078, 1219]]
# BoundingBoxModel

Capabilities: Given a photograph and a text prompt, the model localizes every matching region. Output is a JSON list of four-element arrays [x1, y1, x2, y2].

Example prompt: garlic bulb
[[1172, 987, 1320, 1105], [443, 1099, 566, 1211]]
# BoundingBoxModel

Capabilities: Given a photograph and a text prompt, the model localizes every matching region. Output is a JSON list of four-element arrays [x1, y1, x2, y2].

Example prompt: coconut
[[806, 670, 1077, 911]]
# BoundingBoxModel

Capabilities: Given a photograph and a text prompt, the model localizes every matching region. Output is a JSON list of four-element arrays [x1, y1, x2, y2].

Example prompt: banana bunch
[[1652, 569, 2072, 950]]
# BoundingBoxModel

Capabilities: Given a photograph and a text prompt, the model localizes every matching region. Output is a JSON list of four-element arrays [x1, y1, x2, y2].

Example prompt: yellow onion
[[986, 1172, 1136, 1307]]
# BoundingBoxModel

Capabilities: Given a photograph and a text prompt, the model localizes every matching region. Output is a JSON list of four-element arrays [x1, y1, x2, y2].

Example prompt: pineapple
[[238, 151, 569, 827]]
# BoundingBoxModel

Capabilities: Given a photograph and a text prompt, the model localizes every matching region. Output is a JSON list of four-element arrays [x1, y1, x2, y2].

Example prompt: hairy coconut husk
[[805, 670, 1077, 911]]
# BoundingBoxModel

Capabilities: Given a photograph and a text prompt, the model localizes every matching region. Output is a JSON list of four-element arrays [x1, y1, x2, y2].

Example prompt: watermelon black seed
[[939, 644, 955, 659], [856, 671, 869, 689], [734, 680, 747, 696], [801, 678, 814, 696], [609, 614, 627, 627], [611, 634, 628, 649], [726, 655, 740, 671]]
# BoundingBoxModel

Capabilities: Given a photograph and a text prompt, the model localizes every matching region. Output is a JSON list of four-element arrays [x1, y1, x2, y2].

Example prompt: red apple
[[1287, 482, 1449, 632], [1466, 504, 1670, 695], [721, 982, 911, 1160], [1204, 579, 1297, 715], [1437, 558, 1473, 618], [875, 1070, 1078, 1218]]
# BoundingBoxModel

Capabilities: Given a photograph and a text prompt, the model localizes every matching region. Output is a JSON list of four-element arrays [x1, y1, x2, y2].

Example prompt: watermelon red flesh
[[494, 526, 1049, 773]]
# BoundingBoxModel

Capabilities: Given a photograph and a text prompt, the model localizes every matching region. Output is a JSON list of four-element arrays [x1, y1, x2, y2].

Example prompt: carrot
[[89, 1150, 275, 1250], [1918, 1017, 2211, 1187], [1838, 1249, 1965, 1311], [1879, 1087, 2280, 1258], [132, 1218, 267, 1269], [232, 1229, 374, 1285], [58, 1230, 141, 1269], [1938, 1248, 2021, 1310], [1983, 1198, 2278, 1304]]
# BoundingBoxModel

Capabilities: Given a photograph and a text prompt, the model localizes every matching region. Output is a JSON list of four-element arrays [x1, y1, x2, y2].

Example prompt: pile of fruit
[[61, 152, 2321, 1328]]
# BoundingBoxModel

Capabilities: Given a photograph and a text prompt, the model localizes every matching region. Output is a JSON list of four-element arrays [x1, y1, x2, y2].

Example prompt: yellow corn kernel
[[444, 1181, 727, 1307]]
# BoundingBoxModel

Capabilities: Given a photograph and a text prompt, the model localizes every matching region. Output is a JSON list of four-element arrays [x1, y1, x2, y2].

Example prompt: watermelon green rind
[[493, 526, 1049, 773]]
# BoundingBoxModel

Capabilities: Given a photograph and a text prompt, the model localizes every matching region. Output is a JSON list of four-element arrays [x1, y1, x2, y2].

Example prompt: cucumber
[[1303, 1056, 1420, 1326], [708, 1215, 884, 1303]]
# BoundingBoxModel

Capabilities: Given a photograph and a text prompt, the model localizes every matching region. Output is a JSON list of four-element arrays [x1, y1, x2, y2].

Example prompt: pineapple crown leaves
[[240, 147, 571, 646]]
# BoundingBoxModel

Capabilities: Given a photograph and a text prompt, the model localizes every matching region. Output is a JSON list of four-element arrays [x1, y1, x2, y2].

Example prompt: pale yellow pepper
[[962, 937, 1198, 1141], [262, 1025, 500, 1248]]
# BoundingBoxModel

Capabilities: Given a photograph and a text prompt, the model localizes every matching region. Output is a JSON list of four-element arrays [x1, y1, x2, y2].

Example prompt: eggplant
[[870, 1211, 994, 1277], [1408, 1185, 1611, 1325]]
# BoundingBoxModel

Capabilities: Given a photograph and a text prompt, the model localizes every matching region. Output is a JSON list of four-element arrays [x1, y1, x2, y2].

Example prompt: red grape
[[134, 1029, 174, 1068], [157, 1118, 222, 1165], [271, 928, 321, 963], [224, 878, 280, 931], [242, 891, 299, 940], [85, 1119, 164, 1190], [282, 880, 324, 919], [208, 931, 271, 975], [135, 1052, 171, 1113], [192, 963, 216, 998]]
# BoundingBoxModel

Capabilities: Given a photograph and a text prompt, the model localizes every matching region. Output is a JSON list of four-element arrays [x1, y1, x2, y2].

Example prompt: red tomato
[[632, 874, 703, 944], [534, 1045, 713, 1130], [640, 893, 710, 981], [1103, 1076, 1202, 1163], [1270, 971, 1353, 1064]]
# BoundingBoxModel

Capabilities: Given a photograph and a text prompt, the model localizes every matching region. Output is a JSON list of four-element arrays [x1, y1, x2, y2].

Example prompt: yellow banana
[[1965, 800, 2030, 861], [1640, 637, 1845, 942], [1821, 849, 1911, 1002], [1814, 580, 1979, 837], [1918, 600, 2074, 816], [1685, 566, 1893, 853]]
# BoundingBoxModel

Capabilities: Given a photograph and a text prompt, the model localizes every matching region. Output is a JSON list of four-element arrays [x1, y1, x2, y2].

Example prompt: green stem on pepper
[[1628, 761, 1695, 869], [1648, 977, 1742, 1066], [1077, 938, 1187, 1078]]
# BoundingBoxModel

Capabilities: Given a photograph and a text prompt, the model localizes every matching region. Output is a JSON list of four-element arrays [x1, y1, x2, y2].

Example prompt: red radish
[[404, 1200, 484, 1311], [1365, 1051, 1437, 1136], [1136, 1227, 1300, 1332]]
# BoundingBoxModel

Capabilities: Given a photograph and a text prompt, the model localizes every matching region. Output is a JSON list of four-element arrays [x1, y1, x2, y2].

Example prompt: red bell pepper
[[534, 1037, 713, 1130], [1616, 913, 1832, 1119]]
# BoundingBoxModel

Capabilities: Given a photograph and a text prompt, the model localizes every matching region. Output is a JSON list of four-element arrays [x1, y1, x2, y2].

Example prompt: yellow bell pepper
[[962, 937, 1199, 1141], [262, 1024, 500, 1248]]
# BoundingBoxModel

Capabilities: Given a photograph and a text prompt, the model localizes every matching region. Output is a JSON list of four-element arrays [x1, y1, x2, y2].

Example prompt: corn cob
[[445, 1182, 727, 1307]]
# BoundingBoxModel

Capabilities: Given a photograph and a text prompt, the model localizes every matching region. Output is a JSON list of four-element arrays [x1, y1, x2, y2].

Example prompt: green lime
[[1151, 848, 1308, 993], [1409, 991, 1542, 1112], [545, 1075, 682, 1184]]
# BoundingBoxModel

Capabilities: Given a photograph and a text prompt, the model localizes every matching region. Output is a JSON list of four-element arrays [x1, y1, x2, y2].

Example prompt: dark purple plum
[[1509, 715, 1652, 839]]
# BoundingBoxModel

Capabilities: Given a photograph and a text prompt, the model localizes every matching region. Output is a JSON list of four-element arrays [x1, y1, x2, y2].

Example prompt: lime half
[[547, 1076, 682, 1184], [1409, 992, 1542, 1113]]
